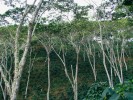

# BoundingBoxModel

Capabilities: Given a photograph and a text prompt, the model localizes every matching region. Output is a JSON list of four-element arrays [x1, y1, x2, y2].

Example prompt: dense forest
[[0, 0, 133, 100]]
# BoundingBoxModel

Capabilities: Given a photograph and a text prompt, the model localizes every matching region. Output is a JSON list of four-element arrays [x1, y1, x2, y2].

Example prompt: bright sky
[[0, 0, 103, 14], [74, 0, 103, 6]]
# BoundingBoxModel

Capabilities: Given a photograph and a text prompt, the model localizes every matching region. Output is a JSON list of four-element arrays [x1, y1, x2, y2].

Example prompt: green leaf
[[102, 87, 110, 97], [109, 93, 120, 100], [124, 92, 133, 100], [102, 87, 115, 98]]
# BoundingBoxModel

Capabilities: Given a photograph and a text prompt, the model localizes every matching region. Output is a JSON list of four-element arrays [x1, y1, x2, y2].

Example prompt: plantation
[[0, 0, 133, 100]]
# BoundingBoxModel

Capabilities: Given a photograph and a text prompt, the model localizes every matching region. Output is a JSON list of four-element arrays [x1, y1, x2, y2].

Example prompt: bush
[[101, 80, 133, 100], [83, 82, 107, 100]]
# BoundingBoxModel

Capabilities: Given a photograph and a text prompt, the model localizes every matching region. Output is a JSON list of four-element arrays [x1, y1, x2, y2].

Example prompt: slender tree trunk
[[74, 47, 80, 100], [37, 34, 52, 100], [98, 21, 113, 88], [53, 46, 79, 100], [102, 46, 113, 88], [11, 22, 33, 100], [86, 43, 97, 81], [47, 53, 50, 100], [10, 1, 43, 99], [25, 49, 36, 99], [10, 72, 22, 100]]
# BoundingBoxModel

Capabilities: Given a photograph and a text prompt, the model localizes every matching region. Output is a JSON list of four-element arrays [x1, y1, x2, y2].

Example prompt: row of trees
[[0, 0, 132, 99]]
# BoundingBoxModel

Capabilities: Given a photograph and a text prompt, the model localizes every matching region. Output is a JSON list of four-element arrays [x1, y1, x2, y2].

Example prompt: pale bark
[[0, 65, 11, 96], [0, 0, 43, 100], [37, 34, 52, 100], [100, 35, 127, 85], [98, 21, 113, 88], [74, 47, 80, 100], [86, 42, 97, 81], [53, 48, 74, 88], [53, 39, 80, 100], [0, 77, 6, 100], [47, 53, 50, 100], [25, 49, 36, 99]]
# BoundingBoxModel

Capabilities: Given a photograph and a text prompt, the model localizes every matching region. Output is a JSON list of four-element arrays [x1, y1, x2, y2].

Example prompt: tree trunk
[[47, 53, 50, 100], [11, 0, 43, 99]]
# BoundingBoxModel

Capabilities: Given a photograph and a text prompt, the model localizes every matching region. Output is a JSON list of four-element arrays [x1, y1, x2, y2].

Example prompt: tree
[[0, 0, 43, 99], [37, 32, 54, 100]]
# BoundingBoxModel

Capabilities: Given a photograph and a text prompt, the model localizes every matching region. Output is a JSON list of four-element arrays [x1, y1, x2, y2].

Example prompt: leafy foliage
[[84, 82, 107, 100], [102, 80, 133, 100], [0, 4, 133, 99]]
